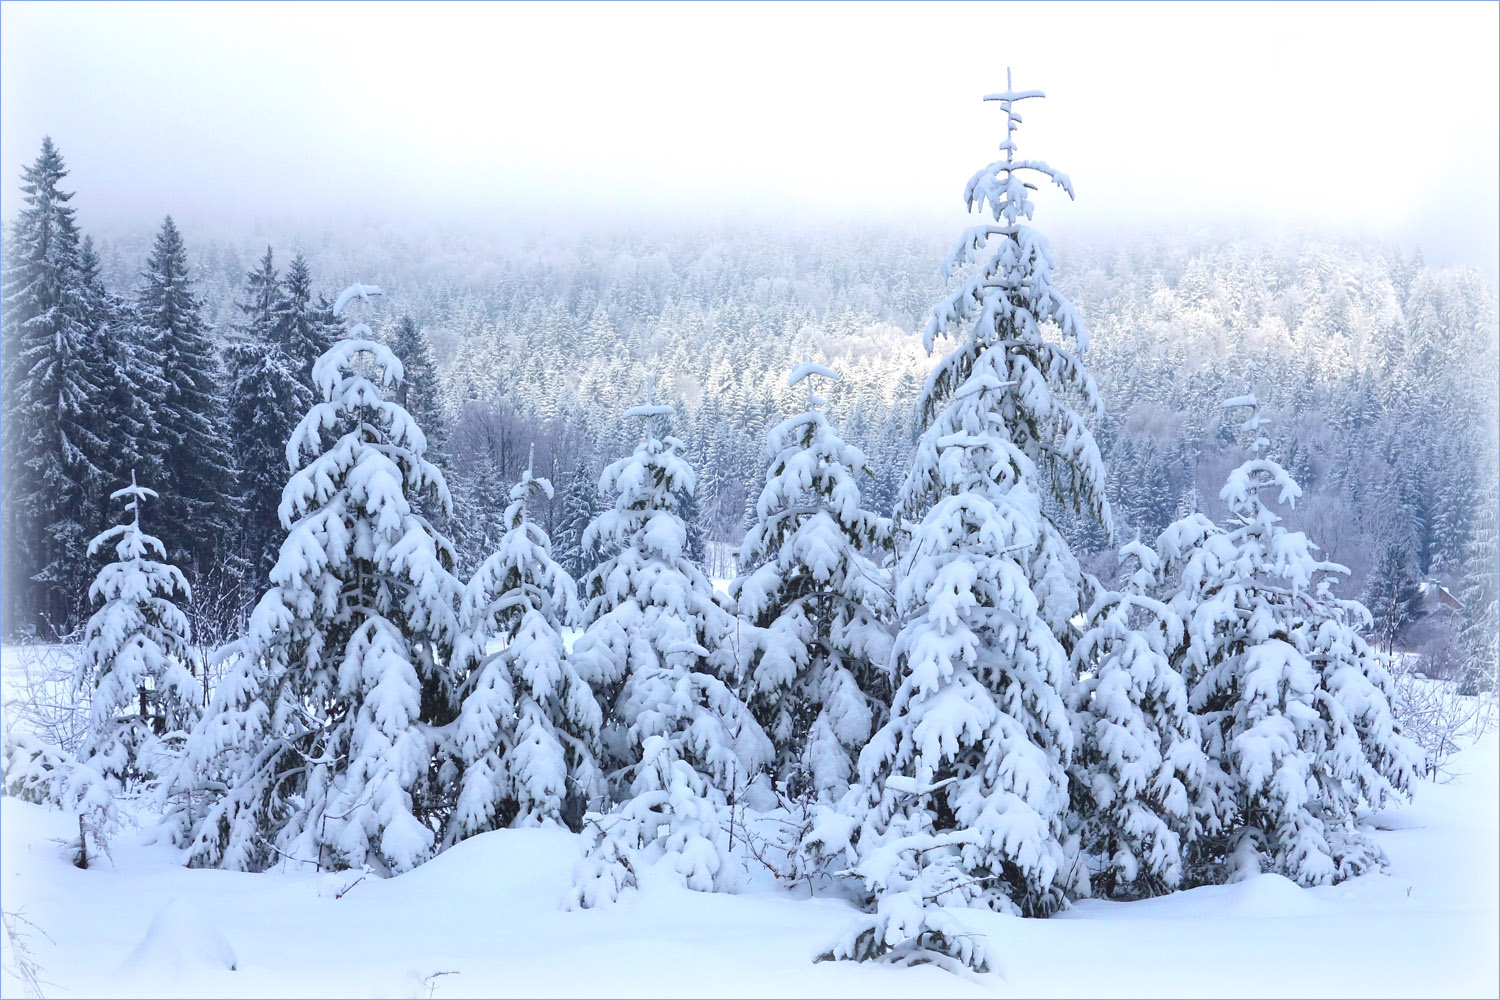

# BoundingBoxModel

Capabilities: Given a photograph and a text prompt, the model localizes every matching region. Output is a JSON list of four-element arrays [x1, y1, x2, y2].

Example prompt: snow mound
[[118, 898, 236, 977], [389, 826, 580, 899], [1223, 874, 1326, 918]]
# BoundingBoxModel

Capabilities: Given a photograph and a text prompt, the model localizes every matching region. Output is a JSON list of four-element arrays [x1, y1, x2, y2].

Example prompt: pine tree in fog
[[1457, 482, 1499, 695], [225, 247, 312, 591], [387, 315, 447, 464], [0, 138, 107, 634], [80, 236, 168, 513], [273, 253, 339, 390], [1363, 542, 1422, 653], [134, 216, 240, 591]]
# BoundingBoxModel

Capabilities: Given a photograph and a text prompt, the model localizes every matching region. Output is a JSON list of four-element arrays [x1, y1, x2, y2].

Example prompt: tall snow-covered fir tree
[[76, 475, 199, 789], [167, 287, 464, 875], [1068, 540, 1205, 899], [824, 79, 1111, 973], [567, 385, 770, 908], [1155, 388, 1419, 886], [731, 359, 893, 801], [0, 138, 107, 634], [447, 456, 601, 841], [134, 216, 240, 587]]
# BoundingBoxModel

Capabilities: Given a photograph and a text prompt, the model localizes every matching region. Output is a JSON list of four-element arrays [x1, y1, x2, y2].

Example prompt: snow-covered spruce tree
[[1155, 388, 1419, 886], [75, 475, 199, 789], [731, 359, 893, 801], [167, 286, 464, 875], [0, 137, 107, 634], [134, 216, 240, 586], [566, 385, 771, 908], [446, 454, 602, 841], [823, 78, 1110, 972], [1068, 540, 1205, 899]]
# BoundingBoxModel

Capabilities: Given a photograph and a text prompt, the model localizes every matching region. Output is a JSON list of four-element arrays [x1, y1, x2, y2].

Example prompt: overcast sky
[[2, 1, 1496, 271]]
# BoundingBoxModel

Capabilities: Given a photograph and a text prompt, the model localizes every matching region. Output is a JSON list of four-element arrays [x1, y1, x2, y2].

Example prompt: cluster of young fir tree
[[3, 87, 1440, 971]]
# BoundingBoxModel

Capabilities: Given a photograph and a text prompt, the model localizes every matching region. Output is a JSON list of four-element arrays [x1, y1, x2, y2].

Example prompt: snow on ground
[[2, 648, 1496, 998]]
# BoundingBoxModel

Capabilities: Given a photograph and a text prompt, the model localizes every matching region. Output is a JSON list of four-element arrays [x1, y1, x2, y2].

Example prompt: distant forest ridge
[[83, 223, 1495, 594]]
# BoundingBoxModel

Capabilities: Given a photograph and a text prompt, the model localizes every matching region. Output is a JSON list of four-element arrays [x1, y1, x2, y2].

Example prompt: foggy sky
[[2, 1, 1496, 273]]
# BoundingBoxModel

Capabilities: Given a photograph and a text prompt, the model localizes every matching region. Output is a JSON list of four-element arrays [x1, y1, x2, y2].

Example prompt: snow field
[[2, 730, 1494, 998]]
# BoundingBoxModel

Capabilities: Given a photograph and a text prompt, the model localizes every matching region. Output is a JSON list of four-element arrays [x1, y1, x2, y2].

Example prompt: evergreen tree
[[75, 475, 198, 789], [553, 463, 602, 581], [386, 315, 448, 464], [447, 457, 602, 841], [134, 216, 239, 587], [826, 79, 1108, 972], [225, 247, 313, 591], [273, 253, 337, 389], [167, 294, 463, 875], [1457, 482, 1499, 695], [1068, 540, 1205, 899], [80, 237, 168, 529], [1156, 389, 1419, 886], [567, 389, 770, 907], [731, 360, 893, 800], [239, 245, 281, 334], [0, 137, 107, 634], [1363, 542, 1422, 653]]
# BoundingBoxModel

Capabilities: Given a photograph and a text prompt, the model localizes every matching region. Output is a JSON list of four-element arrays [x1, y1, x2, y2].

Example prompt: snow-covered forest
[[1, 5, 1497, 993], [10, 149, 1498, 686]]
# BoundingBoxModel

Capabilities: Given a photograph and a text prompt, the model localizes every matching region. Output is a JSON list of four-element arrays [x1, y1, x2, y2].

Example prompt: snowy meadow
[[2, 3, 1499, 997]]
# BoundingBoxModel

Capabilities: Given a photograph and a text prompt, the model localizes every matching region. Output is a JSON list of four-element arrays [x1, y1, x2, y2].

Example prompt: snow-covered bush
[[815, 816, 991, 975]]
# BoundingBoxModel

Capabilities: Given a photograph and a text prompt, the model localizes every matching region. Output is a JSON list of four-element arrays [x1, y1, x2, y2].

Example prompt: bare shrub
[[1388, 653, 1496, 779]]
